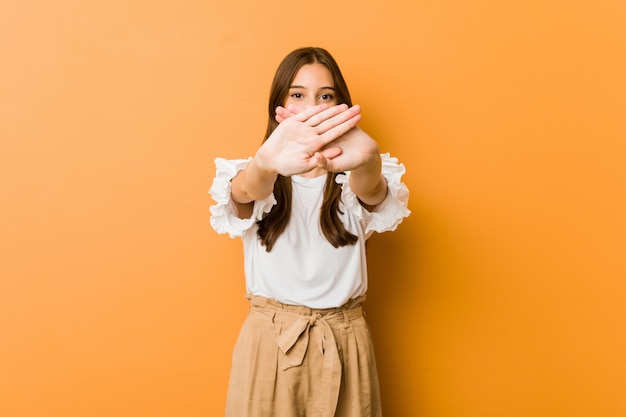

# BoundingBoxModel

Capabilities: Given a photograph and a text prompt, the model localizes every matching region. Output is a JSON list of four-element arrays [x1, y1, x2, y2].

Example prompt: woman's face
[[283, 63, 338, 112]]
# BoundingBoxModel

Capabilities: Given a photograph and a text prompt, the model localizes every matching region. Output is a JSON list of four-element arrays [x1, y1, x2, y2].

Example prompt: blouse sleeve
[[336, 153, 410, 236], [208, 157, 276, 238]]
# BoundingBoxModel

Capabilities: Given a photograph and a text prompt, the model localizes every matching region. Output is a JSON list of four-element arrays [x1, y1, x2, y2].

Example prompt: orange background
[[1, 1, 625, 416]]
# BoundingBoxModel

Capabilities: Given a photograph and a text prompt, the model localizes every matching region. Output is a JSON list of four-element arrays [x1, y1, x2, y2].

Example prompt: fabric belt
[[247, 295, 365, 417]]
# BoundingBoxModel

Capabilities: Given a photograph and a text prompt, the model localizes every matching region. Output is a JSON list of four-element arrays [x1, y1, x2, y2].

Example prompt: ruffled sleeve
[[208, 157, 276, 238], [336, 153, 410, 236]]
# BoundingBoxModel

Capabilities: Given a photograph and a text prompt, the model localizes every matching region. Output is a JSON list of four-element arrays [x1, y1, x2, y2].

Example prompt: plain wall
[[1, 0, 625, 416]]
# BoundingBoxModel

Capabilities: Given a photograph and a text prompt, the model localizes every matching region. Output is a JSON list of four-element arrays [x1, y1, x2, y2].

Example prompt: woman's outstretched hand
[[256, 104, 361, 176], [275, 104, 380, 173], [314, 125, 380, 173]]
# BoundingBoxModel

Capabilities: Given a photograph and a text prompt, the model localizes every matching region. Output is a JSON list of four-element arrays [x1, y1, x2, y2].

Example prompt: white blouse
[[209, 153, 410, 309]]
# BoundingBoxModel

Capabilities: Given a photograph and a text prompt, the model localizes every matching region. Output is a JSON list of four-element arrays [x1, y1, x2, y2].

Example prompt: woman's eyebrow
[[289, 85, 336, 90]]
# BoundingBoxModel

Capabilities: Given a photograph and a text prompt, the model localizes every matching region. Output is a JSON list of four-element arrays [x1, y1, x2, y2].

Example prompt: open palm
[[259, 104, 361, 176]]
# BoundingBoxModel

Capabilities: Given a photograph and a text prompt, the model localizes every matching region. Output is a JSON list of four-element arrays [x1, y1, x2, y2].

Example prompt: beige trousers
[[224, 295, 383, 417]]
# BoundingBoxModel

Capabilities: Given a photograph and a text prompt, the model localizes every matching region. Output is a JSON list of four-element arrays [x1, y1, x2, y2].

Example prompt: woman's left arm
[[348, 149, 388, 209], [314, 124, 388, 208]]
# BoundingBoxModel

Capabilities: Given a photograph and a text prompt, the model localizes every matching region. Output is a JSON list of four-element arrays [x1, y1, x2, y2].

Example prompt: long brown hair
[[256, 47, 358, 251]]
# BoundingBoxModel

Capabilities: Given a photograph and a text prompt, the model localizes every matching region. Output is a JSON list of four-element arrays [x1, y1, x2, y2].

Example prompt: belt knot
[[274, 311, 343, 417], [275, 312, 333, 370]]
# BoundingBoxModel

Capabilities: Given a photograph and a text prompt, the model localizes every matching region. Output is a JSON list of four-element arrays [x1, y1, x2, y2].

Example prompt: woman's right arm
[[230, 156, 278, 218]]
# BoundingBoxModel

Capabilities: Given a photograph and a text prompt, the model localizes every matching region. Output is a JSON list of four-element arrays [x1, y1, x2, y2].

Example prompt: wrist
[[352, 150, 381, 175], [253, 147, 278, 177]]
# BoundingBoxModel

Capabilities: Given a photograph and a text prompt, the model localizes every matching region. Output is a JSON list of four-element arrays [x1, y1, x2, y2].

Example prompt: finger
[[285, 104, 300, 115], [315, 151, 344, 172], [287, 104, 329, 123], [318, 112, 362, 146], [319, 146, 342, 160], [313, 104, 361, 134], [275, 106, 291, 123], [304, 103, 350, 128], [307, 110, 361, 152], [313, 152, 329, 169], [278, 106, 298, 120]]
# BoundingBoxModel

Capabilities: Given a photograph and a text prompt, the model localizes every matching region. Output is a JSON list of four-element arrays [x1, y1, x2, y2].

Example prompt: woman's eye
[[291, 93, 303, 99], [320, 94, 334, 101]]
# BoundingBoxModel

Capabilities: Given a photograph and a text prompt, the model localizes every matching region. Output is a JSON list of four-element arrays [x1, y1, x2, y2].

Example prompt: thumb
[[319, 146, 342, 160]]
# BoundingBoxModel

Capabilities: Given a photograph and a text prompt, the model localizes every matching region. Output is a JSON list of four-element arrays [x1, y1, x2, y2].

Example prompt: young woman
[[210, 47, 410, 417]]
